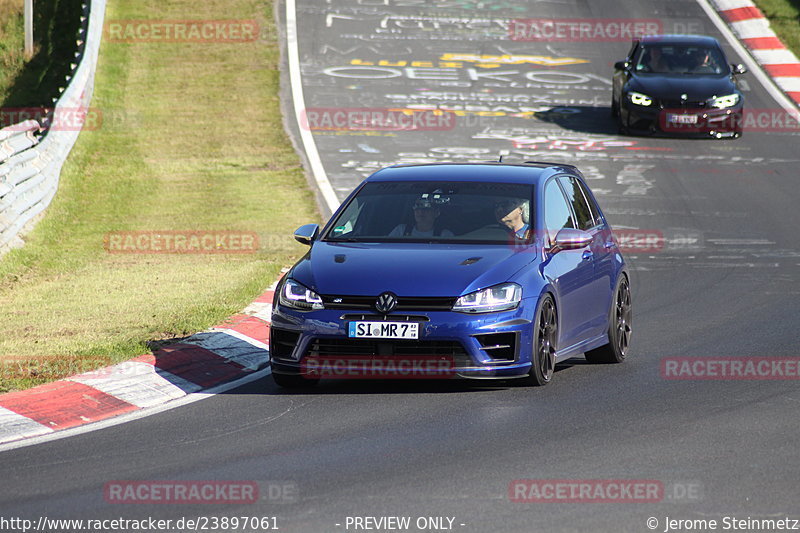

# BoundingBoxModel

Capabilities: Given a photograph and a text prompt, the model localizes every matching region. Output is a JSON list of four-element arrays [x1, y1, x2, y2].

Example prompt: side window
[[627, 41, 639, 62], [544, 179, 576, 243], [574, 178, 602, 226], [557, 176, 595, 231], [328, 198, 363, 238]]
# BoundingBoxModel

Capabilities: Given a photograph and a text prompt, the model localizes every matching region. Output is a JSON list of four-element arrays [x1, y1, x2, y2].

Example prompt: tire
[[611, 95, 619, 117], [585, 274, 632, 364], [272, 371, 318, 388], [523, 294, 558, 386], [616, 113, 628, 135]]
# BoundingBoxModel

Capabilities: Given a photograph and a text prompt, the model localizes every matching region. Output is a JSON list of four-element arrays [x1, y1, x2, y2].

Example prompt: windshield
[[635, 44, 728, 75], [324, 181, 535, 244]]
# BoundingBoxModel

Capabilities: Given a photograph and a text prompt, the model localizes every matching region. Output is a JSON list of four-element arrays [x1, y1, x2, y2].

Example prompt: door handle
[[582, 249, 593, 260], [604, 241, 615, 249]]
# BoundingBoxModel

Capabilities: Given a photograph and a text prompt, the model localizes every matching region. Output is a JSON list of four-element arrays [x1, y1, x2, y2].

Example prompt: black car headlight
[[279, 279, 324, 310], [709, 93, 740, 109], [452, 283, 522, 314], [627, 91, 653, 107]]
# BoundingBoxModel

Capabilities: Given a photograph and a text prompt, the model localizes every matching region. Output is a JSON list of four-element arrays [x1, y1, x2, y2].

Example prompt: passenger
[[643, 47, 670, 73], [389, 197, 454, 238], [494, 198, 531, 240]]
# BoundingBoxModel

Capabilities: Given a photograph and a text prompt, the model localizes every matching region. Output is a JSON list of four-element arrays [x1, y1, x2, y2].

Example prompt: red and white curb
[[0, 281, 279, 446], [712, 0, 800, 106]]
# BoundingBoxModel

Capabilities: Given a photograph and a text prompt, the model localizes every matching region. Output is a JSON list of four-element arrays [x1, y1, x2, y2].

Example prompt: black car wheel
[[611, 93, 619, 117], [524, 295, 557, 386], [585, 274, 632, 364], [616, 111, 628, 135]]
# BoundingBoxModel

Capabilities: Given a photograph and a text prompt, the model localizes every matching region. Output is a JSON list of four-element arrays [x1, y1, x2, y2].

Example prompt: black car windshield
[[635, 44, 728, 75], [324, 181, 535, 244]]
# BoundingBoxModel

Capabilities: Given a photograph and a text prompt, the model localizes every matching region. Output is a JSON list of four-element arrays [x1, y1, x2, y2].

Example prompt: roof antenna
[[498, 155, 504, 163]]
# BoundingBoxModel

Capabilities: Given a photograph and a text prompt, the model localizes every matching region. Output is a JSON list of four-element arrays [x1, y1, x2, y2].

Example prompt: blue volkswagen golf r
[[270, 162, 631, 387]]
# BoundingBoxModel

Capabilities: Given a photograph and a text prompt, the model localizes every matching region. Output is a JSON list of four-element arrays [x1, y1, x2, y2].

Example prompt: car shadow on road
[[254, 358, 584, 396], [535, 106, 619, 136]]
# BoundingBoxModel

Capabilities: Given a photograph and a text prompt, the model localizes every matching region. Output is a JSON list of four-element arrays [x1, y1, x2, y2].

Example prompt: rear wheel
[[585, 274, 632, 364], [524, 295, 557, 386]]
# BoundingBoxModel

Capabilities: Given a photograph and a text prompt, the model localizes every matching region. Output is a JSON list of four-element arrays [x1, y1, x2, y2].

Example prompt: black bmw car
[[612, 35, 747, 138]]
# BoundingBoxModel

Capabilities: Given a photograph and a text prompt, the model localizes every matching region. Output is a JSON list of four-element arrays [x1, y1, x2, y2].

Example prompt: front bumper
[[270, 303, 537, 380], [622, 101, 743, 137]]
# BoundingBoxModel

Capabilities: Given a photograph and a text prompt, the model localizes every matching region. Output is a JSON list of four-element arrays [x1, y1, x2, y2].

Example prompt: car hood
[[290, 241, 537, 298], [630, 74, 736, 101]]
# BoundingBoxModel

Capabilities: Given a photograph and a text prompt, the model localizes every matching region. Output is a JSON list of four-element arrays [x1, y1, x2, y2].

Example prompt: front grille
[[475, 332, 518, 362], [303, 338, 472, 367], [270, 328, 300, 359], [341, 314, 430, 322], [322, 295, 455, 312], [659, 99, 706, 108]]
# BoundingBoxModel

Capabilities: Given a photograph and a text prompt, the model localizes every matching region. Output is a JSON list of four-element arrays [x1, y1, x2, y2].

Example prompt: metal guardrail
[[0, 0, 107, 255]]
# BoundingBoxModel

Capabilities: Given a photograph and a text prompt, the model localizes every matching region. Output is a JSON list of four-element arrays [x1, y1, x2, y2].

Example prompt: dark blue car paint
[[271, 163, 627, 379]]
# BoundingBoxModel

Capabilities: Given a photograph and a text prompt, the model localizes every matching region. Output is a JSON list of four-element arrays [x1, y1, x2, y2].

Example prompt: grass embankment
[[0, 0, 319, 392], [753, 0, 800, 57]]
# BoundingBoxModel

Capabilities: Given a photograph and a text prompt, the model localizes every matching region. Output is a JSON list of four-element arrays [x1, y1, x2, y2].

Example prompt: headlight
[[709, 93, 740, 109], [279, 279, 324, 310], [452, 283, 522, 314], [627, 91, 653, 106]]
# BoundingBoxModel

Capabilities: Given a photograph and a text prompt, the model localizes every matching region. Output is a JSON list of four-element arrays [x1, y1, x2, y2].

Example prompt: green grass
[[753, 0, 800, 57], [0, 0, 320, 392]]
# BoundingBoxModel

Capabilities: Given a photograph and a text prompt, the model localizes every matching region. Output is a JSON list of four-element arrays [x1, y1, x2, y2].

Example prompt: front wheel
[[523, 295, 557, 386], [585, 274, 632, 364]]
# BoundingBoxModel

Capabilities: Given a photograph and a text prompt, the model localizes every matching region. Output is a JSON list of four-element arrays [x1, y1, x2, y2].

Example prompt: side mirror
[[614, 60, 629, 71], [732, 63, 747, 75], [294, 223, 319, 245], [551, 228, 593, 253]]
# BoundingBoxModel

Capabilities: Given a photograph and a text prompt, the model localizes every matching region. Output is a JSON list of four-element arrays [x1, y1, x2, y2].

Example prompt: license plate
[[348, 321, 419, 339], [668, 113, 698, 124]]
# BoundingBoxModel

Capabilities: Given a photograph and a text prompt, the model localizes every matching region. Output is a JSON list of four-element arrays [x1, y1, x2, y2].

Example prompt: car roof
[[639, 34, 721, 47], [365, 162, 579, 184]]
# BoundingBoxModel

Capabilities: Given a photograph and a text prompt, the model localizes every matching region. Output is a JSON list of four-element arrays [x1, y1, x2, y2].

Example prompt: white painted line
[[69, 362, 199, 408], [252, 303, 273, 322], [242, 301, 271, 316], [696, 0, 800, 118], [207, 327, 270, 353], [183, 330, 268, 371], [0, 367, 272, 453], [286, 0, 341, 214], [0, 407, 52, 444], [751, 49, 800, 64], [715, 0, 756, 9], [775, 77, 800, 92], [729, 19, 772, 39]]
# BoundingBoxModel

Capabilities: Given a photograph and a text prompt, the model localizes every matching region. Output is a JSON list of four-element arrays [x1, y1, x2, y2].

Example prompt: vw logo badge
[[375, 292, 398, 314], [680, 93, 688, 101]]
